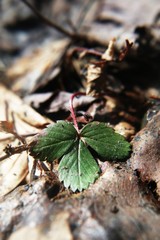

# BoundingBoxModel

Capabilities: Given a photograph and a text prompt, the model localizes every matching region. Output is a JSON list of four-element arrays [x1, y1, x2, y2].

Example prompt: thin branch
[[21, 0, 107, 47], [4, 101, 9, 122], [21, 0, 74, 38], [70, 47, 103, 58], [0, 144, 29, 162], [30, 158, 37, 182], [118, 39, 133, 61], [0, 133, 37, 143]]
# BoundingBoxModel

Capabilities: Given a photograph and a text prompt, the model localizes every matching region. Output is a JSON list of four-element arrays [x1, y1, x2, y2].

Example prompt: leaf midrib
[[77, 140, 82, 191]]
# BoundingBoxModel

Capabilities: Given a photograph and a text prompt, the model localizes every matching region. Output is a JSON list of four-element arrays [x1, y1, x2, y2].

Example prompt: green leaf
[[81, 122, 131, 160], [59, 140, 100, 192], [32, 120, 131, 192], [32, 121, 77, 162]]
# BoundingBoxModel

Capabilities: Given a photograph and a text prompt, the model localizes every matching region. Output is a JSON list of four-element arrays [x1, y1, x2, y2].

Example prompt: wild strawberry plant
[[32, 93, 131, 192]]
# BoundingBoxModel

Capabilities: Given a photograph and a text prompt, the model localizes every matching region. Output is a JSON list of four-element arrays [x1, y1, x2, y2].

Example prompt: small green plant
[[32, 93, 131, 192]]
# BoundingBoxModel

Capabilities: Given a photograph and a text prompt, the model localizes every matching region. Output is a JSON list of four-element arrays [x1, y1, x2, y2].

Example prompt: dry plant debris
[[0, 0, 160, 239], [0, 84, 51, 196]]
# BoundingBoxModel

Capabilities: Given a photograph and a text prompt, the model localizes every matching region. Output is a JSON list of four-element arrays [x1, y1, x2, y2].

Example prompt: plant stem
[[69, 92, 86, 133], [21, 0, 73, 38]]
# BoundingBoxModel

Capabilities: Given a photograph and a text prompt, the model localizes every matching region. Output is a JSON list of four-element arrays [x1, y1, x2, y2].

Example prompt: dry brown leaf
[[86, 64, 102, 96], [0, 121, 15, 134], [0, 84, 52, 196], [85, 38, 128, 97], [0, 151, 28, 196], [86, 63, 124, 97], [101, 38, 116, 61], [46, 91, 95, 113], [6, 39, 70, 95], [24, 92, 53, 109], [83, 0, 158, 46]]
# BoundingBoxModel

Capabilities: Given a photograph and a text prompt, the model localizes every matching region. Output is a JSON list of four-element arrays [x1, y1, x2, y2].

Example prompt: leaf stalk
[[69, 92, 86, 133]]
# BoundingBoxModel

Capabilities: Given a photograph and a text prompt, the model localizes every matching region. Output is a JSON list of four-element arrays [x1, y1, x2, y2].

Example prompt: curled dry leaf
[[101, 38, 116, 61], [85, 39, 128, 97], [130, 112, 160, 197], [86, 63, 124, 97], [86, 64, 102, 96], [0, 84, 51, 196]]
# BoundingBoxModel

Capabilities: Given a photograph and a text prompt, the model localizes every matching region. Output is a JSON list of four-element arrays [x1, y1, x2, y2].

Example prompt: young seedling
[[32, 92, 131, 192]]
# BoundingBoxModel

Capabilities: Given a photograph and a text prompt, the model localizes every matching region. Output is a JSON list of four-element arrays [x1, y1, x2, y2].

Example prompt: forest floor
[[0, 1, 160, 239]]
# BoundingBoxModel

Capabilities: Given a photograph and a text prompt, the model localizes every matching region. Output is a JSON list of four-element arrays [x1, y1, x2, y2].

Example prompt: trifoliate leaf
[[32, 121, 77, 162], [81, 122, 131, 160], [59, 140, 100, 192], [32, 120, 131, 192]]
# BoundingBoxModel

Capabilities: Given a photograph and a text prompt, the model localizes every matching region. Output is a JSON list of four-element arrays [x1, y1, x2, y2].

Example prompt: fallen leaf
[[6, 39, 70, 95], [0, 121, 15, 134], [0, 151, 28, 196], [24, 92, 53, 109], [86, 63, 124, 97], [46, 91, 95, 113], [84, 0, 158, 46], [101, 38, 116, 61], [86, 64, 101, 96], [0, 84, 51, 196]]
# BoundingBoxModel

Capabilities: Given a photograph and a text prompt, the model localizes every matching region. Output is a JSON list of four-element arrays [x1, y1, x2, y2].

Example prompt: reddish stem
[[69, 92, 86, 133], [72, 47, 103, 57]]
